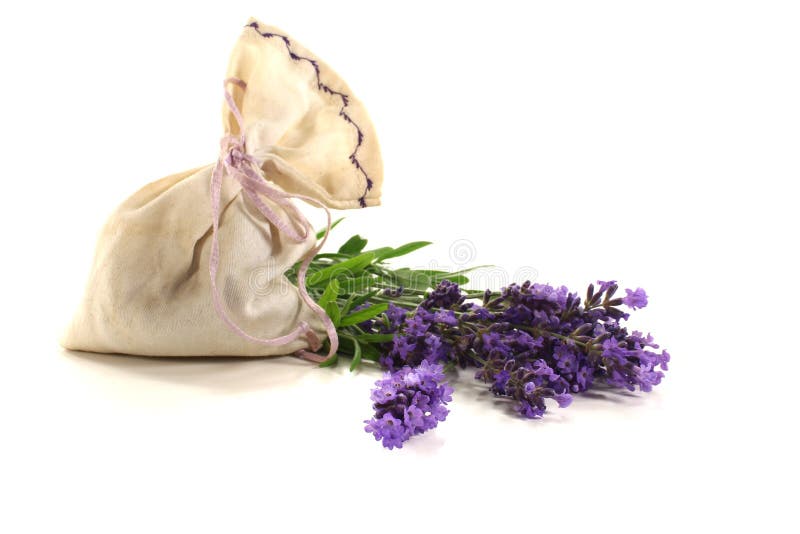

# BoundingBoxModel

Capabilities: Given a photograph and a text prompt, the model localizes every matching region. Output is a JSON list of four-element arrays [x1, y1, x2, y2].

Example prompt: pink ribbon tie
[[209, 77, 338, 363]]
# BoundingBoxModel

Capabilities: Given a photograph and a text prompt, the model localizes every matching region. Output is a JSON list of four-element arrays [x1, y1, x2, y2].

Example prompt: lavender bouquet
[[290, 222, 670, 449]]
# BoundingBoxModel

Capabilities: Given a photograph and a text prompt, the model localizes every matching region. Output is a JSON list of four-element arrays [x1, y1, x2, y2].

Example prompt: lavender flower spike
[[364, 361, 453, 449], [622, 288, 648, 309]]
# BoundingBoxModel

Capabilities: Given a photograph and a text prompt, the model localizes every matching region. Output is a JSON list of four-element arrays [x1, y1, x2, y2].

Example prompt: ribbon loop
[[209, 77, 338, 362]]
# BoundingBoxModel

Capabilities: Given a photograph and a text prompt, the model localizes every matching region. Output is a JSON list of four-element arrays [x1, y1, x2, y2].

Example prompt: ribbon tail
[[210, 75, 339, 362], [292, 194, 339, 364], [238, 164, 308, 242], [208, 159, 311, 349]]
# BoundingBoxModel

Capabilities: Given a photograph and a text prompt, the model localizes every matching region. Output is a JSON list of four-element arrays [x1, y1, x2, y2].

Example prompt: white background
[[1, 1, 798, 532]]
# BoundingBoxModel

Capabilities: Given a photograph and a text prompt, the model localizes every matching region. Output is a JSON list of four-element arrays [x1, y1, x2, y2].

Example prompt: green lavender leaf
[[338, 235, 368, 256], [306, 252, 376, 287], [350, 290, 379, 309], [339, 303, 389, 326], [431, 274, 470, 286], [315, 252, 351, 261], [356, 333, 395, 343], [318, 353, 338, 367], [327, 304, 342, 327], [421, 266, 488, 281], [317, 279, 340, 310], [339, 274, 377, 294], [365, 247, 394, 261], [349, 338, 363, 372], [373, 241, 432, 262], [340, 293, 358, 316], [384, 268, 432, 291], [315, 217, 344, 240], [323, 292, 342, 327], [360, 343, 381, 362]]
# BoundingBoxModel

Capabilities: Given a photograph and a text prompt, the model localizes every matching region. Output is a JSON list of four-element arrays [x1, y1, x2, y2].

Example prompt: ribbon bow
[[209, 77, 338, 363]]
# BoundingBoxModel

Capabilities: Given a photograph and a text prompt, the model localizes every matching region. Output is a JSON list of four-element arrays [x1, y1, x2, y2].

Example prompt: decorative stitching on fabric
[[247, 21, 373, 207]]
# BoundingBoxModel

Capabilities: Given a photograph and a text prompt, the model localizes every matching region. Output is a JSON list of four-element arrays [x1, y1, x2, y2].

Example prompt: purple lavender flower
[[433, 309, 458, 326], [622, 288, 648, 309], [421, 280, 464, 310], [381, 336, 416, 369], [363, 414, 407, 450], [385, 303, 408, 330], [553, 343, 578, 373], [379, 303, 461, 370], [492, 370, 511, 395], [363, 278, 668, 431], [597, 280, 617, 293], [383, 286, 405, 297], [575, 365, 594, 391], [364, 361, 453, 449], [405, 314, 430, 337], [554, 393, 573, 408]]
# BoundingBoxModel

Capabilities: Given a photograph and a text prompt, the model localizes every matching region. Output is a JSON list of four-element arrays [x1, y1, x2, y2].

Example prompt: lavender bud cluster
[[363, 279, 669, 446], [363, 361, 453, 449]]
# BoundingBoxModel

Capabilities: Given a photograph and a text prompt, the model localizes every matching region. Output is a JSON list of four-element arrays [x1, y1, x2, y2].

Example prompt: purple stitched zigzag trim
[[247, 21, 373, 207]]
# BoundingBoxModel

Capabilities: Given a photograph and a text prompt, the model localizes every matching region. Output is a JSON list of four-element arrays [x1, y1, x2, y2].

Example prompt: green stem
[[471, 353, 488, 366], [509, 323, 588, 348]]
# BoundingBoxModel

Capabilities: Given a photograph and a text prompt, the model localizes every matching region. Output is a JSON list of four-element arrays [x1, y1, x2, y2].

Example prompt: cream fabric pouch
[[62, 18, 382, 358]]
